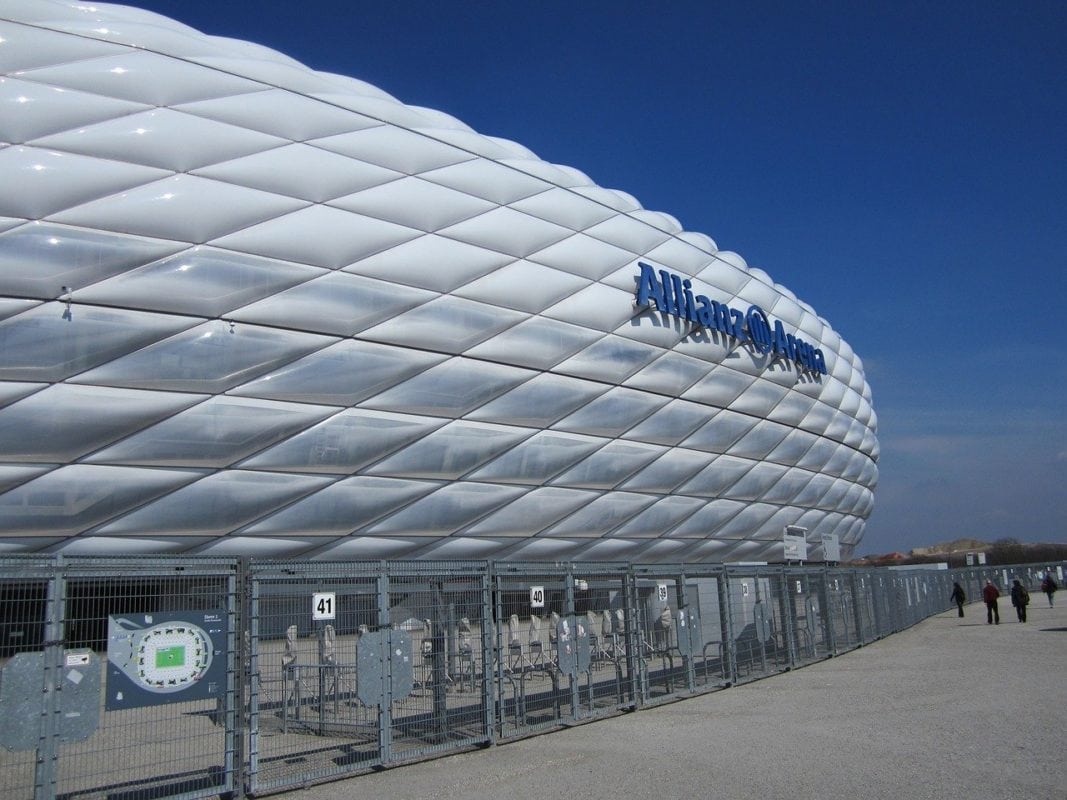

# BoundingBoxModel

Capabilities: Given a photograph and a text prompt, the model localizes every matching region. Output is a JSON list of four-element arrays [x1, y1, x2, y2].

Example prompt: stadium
[[0, 0, 878, 563]]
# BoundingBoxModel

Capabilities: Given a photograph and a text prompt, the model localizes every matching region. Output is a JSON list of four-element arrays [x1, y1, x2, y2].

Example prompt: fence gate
[[0, 556, 238, 800]]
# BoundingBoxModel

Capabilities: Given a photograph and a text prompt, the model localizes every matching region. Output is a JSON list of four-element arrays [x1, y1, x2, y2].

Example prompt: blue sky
[[131, 0, 1066, 555]]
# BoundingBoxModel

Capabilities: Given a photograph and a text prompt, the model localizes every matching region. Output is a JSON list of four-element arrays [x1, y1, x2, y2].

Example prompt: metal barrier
[[1, 556, 1063, 799]]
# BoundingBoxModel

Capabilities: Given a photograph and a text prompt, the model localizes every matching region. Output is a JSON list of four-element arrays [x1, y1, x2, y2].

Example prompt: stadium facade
[[0, 1, 878, 562]]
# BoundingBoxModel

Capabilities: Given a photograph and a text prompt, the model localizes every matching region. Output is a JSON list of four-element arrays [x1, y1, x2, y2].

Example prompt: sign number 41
[[312, 592, 337, 621]]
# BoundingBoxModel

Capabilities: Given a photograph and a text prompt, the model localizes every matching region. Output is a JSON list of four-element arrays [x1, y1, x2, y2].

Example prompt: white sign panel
[[530, 586, 545, 608], [820, 533, 841, 562], [783, 534, 808, 561], [312, 592, 337, 621], [657, 583, 669, 603]]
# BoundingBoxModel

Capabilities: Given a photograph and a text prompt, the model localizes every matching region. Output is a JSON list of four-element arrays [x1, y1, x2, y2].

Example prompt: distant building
[[0, 1, 878, 562]]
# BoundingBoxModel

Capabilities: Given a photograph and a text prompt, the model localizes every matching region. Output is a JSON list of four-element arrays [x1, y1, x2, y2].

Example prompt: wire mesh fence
[[0, 555, 1062, 799]]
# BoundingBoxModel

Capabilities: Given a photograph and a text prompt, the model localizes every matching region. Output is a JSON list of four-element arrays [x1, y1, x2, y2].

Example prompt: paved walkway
[[281, 598, 1067, 800]]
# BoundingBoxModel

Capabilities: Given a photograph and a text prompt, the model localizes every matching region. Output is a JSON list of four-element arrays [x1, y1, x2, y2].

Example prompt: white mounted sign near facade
[[530, 586, 545, 608], [312, 592, 337, 621]]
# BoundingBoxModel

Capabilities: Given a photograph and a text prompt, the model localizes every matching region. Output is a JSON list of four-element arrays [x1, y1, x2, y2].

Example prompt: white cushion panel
[[346, 234, 510, 293], [421, 158, 551, 205], [329, 176, 496, 232], [438, 206, 573, 259], [310, 125, 475, 174], [454, 259, 590, 313], [0, 76, 148, 143], [177, 90, 381, 141]]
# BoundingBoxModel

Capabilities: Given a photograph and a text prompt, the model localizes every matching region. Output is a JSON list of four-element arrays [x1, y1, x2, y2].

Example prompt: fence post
[[718, 571, 737, 684], [34, 555, 63, 800], [229, 558, 247, 799], [377, 564, 393, 764]]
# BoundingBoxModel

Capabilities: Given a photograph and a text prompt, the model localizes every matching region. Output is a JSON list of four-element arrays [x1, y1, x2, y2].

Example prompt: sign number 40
[[312, 592, 337, 621]]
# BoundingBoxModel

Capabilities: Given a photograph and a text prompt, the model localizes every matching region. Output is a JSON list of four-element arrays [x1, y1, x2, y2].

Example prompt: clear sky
[[126, 0, 1066, 555]]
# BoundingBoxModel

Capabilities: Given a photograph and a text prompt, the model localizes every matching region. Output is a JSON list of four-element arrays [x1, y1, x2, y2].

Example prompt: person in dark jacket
[[1010, 579, 1029, 623], [982, 580, 1000, 625], [950, 582, 966, 617], [1041, 573, 1057, 608]]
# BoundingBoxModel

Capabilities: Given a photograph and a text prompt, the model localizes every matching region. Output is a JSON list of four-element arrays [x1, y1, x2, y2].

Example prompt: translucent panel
[[717, 503, 779, 538], [347, 234, 510, 293], [582, 214, 672, 254], [665, 499, 747, 538], [85, 396, 335, 467], [437, 207, 572, 259], [724, 462, 790, 502], [608, 496, 707, 538], [365, 420, 531, 479], [75, 322, 334, 392], [0, 465, 52, 492], [681, 409, 756, 454], [623, 351, 710, 397], [528, 233, 637, 281], [240, 476, 438, 535], [52, 537, 213, 555], [0, 464, 204, 535], [194, 142, 401, 203], [796, 437, 837, 472], [453, 260, 590, 314], [0, 145, 168, 219], [95, 471, 333, 535], [508, 187, 616, 230], [694, 258, 748, 298], [615, 306, 691, 350], [50, 174, 308, 244], [800, 401, 836, 437], [465, 373, 608, 428], [678, 455, 757, 497], [553, 334, 660, 383], [792, 473, 836, 508], [622, 399, 713, 446], [682, 366, 755, 408], [329, 176, 495, 232], [178, 87, 377, 139], [0, 75, 148, 143], [231, 340, 446, 406], [542, 282, 638, 332], [467, 431, 604, 485], [364, 482, 526, 536], [0, 298, 39, 323], [309, 536, 423, 560], [642, 237, 716, 274], [16, 50, 264, 106], [619, 448, 716, 493], [553, 387, 668, 438], [0, 384, 202, 462], [361, 358, 533, 418], [77, 246, 323, 316], [0, 19, 126, 74], [766, 391, 817, 427], [549, 440, 665, 490], [419, 158, 550, 205], [230, 273, 435, 338], [0, 222, 184, 300], [33, 107, 287, 172], [766, 430, 819, 467], [193, 537, 316, 557], [0, 381, 43, 408], [462, 487, 598, 537], [309, 125, 474, 174], [0, 303, 196, 382], [542, 492, 655, 538], [464, 317, 601, 371], [361, 295, 527, 354], [210, 205, 421, 270], [728, 378, 789, 418], [726, 422, 791, 460], [733, 275, 780, 310]]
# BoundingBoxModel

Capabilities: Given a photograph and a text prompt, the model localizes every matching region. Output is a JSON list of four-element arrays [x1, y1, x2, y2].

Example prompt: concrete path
[[279, 599, 1067, 800]]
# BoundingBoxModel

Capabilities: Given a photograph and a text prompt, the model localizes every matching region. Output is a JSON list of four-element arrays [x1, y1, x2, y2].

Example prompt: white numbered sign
[[312, 592, 337, 621], [530, 586, 545, 608], [657, 583, 669, 603]]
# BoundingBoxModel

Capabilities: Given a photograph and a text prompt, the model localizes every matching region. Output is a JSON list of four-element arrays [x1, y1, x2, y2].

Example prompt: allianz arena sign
[[634, 263, 829, 376]]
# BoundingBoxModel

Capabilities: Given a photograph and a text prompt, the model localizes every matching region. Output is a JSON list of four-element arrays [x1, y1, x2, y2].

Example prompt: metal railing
[[0, 555, 1060, 799]]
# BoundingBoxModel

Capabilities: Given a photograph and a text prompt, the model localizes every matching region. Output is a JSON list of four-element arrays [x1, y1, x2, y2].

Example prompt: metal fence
[[0, 555, 1061, 800]]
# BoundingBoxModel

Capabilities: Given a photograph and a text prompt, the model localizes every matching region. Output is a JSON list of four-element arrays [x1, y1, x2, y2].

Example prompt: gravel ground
[[278, 599, 1067, 800]]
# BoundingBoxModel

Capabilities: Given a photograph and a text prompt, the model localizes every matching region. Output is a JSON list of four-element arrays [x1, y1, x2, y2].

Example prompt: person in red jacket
[[982, 580, 1001, 625]]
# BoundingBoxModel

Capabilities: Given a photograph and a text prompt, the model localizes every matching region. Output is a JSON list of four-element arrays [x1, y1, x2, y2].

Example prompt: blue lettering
[[696, 295, 714, 327], [635, 262, 665, 310]]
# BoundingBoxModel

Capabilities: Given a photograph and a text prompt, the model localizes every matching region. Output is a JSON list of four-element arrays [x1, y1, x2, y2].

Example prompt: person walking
[[1010, 579, 1029, 623], [982, 580, 1001, 625], [1040, 572, 1057, 607], [950, 582, 966, 617]]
